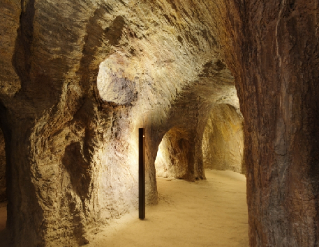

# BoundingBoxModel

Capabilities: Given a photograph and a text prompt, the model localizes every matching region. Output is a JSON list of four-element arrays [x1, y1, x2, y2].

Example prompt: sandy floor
[[88, 170, 248, 247], [0, 170, 248, 247]]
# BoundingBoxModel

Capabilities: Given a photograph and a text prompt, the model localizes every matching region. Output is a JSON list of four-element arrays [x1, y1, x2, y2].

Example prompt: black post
[[139, 128, 145, 219]]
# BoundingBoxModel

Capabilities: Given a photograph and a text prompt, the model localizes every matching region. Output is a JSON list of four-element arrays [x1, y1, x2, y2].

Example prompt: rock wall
[[0, 0, 236, 246], [0, 0, 318, 246], [202, 104, 244, 174], [0, 129, 5, 202], [213, 0, 319, 246]]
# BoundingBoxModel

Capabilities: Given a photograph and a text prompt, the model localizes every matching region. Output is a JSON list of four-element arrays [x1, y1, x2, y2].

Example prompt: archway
[[154, 103, 245, 181], [152, 105, 248, 246], [202, 104, 245, 174], [155, 127, 192, 180]]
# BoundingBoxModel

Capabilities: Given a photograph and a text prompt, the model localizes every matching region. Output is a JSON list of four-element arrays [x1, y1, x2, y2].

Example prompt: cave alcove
[[155, 127, 192, 180], [202, 103, 245, 174]]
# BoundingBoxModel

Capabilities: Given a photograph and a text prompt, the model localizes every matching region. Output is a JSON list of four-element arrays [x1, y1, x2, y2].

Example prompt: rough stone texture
[[97, 54, 137, 105], [155, 127, 192, 180], [0, 1, 237, 246], [155, 102, 244, 179], [202, 104, 244, 174], [214, 0, 319, 246], [0, 0, 318, 246], [0, 129, 5, 202]]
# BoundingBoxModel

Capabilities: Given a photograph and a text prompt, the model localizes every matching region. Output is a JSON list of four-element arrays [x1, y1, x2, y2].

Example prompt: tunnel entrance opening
[[202, 103, 245, 174], [151, 101, 248, 246], [0, 127, 7, 232], [154, 104, 245, 180], [155, 127, 192, 180]]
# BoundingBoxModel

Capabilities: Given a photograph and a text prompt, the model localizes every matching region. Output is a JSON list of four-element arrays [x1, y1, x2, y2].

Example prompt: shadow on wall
[[202, 104, 245, 174], [0, 129, 5, 202]]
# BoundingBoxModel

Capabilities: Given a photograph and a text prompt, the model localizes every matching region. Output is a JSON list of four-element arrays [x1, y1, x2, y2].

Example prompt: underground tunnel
[[0, 0, 319, 247]]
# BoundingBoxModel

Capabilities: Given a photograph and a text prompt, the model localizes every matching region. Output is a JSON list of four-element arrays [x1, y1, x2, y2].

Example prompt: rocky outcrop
[[202, 104, 244, 174]]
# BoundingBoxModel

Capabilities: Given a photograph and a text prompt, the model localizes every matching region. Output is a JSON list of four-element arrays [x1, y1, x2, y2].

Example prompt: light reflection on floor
[[0, 170, 248, 247], [88, 169, 248, 247]]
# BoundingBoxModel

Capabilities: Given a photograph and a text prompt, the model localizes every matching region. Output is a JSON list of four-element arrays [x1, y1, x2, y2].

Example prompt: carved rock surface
[[155, 128, 192, 180], [202, 104, 244, 174], [0, 129, 5, 202], [97, 54, 137, 105], [0, 1, 236, 246], [216, 0, 319, 246], [0, 0, 318, 247]]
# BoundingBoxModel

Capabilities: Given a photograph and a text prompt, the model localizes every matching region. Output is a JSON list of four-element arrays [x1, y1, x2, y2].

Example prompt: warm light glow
[[154, 136, 168, 178]]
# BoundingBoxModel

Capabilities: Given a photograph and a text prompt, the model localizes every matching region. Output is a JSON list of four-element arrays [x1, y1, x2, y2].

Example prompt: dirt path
[[0, 170, 248, 246], [87, 170, 248, 247]]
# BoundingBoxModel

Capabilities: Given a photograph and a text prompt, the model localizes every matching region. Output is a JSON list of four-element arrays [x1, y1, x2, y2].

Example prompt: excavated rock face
[[216, 0, 319, 246], [155, 127, 192, 180], [0, 0, 318, 247], [202, 104, 244, 174], [155, 99, 242, 179], [0, 129, 5, 202], [0, 0, 236, 246]]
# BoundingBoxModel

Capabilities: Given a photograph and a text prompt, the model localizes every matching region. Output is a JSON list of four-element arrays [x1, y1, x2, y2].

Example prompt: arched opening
[[202, 104, 245, 174], [151, 101, 247, 246], [0, 128, 7, 232], [155, 127, 192, 180]]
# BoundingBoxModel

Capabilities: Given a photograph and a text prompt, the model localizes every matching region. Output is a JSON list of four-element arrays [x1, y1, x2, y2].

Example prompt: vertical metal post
[[139, 128, 145, 219]]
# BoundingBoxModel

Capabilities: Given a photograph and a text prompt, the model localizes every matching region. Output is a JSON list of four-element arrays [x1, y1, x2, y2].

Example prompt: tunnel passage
[[0, 0, 317, 246], [202, 104, 245, 174], [155, 103, 245, 182], [155, 127, 193, 180]]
